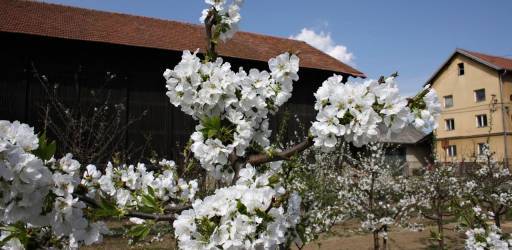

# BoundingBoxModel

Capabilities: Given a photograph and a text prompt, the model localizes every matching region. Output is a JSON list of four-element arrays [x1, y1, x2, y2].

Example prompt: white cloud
[[290, 28, 355, 65]]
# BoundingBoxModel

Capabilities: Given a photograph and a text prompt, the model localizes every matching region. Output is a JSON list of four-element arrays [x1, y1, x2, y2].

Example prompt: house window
[[445, 119, 455, 131], [458, 63, 465, 75], [477, 143, 487, 155], [444, 95, 453, 108], [476, 114, 488, 127], [474, 89, 486, 102], [446, 145, 457, 157]]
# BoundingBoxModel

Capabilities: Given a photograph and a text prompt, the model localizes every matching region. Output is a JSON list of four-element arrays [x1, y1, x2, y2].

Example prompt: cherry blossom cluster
[[163, 50, 299, 179], [465, 226, 512, 250], [200, 0, 243, 41], [0, 121, 49, 224], [411, 85, 442, 134], [310, 75, 441, 150], [47, 154, 110, 248], [0, 120, 199, 249], [464, 206, 512, 249], [0, 121, 107, 249], [173, 164, 301, 249], [82, 160, 198, 209]]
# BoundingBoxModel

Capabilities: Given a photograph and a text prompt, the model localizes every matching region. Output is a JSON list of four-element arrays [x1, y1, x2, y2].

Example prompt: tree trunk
[[437, 216, 444, 250], [373, 231, 380, 250], [495, 214, 501, 228], [382, 225, 388, 250]]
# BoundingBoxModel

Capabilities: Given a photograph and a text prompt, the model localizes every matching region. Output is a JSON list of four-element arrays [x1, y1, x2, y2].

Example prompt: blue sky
[[43, 0, 512, 96]]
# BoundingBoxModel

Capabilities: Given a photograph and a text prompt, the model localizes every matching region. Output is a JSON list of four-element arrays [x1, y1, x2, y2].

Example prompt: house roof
[[425, 48, 512, 86], [0, 0, 366, 78], [380, 125, 429, 145], [459, 49, 512, 71]]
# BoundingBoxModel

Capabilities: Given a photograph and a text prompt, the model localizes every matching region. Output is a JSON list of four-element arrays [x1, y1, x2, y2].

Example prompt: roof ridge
[[2, 0, 366, 77], [458, 48, 512, 60], [33, 0, 301, 44]]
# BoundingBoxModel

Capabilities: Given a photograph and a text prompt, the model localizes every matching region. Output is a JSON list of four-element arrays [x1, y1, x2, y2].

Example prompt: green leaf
[[268, 175, 280, 186], [236, 200, 248, 215], [41, 192, 57, 215], [200, 116, 222, 139], [139, 187, 161, 213], [196, 217, 218, 242], [255, 209, 274, 223], [33, 132, 56, 161], [296, 223, 307, 244], [0, 223, 31, 248], [94, 198, 122, 219], [207, 129, 218, 139], [127, 223, 153, 244], [147, 186, 156, 197], [0, 233, 16, 247], [140, 195, 158, 213]]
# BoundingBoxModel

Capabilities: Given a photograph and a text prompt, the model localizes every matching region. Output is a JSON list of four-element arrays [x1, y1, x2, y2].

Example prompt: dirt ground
[[300, 220, 512, 250], [83, 220, 512, 250]]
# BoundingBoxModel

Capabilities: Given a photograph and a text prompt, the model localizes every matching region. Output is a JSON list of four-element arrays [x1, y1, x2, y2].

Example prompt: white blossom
[[163, 51, 299, 180]]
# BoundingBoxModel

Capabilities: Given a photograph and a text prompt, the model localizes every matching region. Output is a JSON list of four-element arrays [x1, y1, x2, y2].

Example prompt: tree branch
[[422, 213, 439, 221], [75, 193, 189, 222], [204, 8, 217, 61], [247, 137, 314, 166], [125, 211, 176, 222]]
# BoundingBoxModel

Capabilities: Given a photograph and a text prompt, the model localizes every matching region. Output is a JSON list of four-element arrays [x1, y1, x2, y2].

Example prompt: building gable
[[426, 49, 512, 87]]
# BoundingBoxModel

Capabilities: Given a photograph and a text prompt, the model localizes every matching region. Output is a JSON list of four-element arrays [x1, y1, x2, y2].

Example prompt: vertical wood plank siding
[[0, 32, 347, 163]]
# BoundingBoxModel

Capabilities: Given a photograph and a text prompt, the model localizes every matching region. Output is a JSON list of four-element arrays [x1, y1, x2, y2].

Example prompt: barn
[[0, 0, 365, 162]]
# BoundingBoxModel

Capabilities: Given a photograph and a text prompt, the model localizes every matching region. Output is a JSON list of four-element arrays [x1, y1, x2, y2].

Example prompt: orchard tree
[[414, 164, 462, 250], [0, 0, 442, 249], [337, 143, 419, 250], [463, 144, 512, 228], [282, 143, 350, 247]]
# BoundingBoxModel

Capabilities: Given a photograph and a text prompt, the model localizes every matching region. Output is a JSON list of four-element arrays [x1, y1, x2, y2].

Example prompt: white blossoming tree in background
[[337, 143, 419, 250], [456, 145, 512, 250], [281, 143, 350, 246], [463, 145, 512, 229], [413, 164, 463, 249], [0, 1, 442, 249]]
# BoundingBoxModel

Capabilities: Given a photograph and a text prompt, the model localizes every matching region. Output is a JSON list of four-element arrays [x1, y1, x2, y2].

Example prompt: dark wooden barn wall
[[0, 32, 346, 163]]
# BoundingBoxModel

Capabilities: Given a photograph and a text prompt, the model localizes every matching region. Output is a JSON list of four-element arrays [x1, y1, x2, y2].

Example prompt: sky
[[43, 0, 512, 96]]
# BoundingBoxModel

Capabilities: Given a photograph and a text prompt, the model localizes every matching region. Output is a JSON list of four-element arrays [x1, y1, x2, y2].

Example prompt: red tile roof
[[0, 0, 365, 78], [458, 49, 512, 71]]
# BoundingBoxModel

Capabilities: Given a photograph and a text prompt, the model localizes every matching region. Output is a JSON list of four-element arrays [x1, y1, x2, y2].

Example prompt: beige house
[[426, 49, 512, 165]]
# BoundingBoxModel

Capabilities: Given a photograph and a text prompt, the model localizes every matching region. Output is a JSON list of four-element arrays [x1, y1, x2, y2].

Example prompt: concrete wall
[[435, 134, 512, 162]]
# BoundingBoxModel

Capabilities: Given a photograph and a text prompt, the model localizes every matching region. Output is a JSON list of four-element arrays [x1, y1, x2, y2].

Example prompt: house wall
[[434, 134, 512, 162], [406, 144, 429, 169], [500, 73, 512, 144], [431, 54, 512, 162]]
